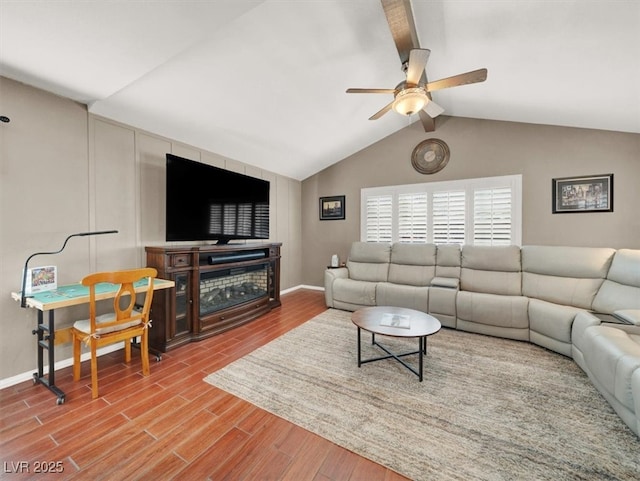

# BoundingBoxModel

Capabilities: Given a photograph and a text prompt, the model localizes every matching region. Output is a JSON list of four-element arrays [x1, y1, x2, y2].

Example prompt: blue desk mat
[[31, 279, 151, 303]]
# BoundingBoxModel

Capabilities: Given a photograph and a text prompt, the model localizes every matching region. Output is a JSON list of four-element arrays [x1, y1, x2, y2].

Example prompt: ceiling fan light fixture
[[393, 87, 427, 116]]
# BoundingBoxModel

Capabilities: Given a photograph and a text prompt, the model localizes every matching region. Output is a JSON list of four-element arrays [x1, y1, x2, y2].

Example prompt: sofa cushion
[[435, 244, 461, 279], [457, 291, 529, 329], [461, 245, 522, 296], [528, 298, 585, 356], [376, 282, 429, 312], [522, 246, 615, 309], [522, 245, 615, 278], [606, 249, 640, 286], [594, 282, 640, 313], [523, 272, 603, 310], [73, 311, 142, 336], [583, 325, 640, 411], [346, 242, 391, 282], [431, 277, 459, 289], [462, 245, 522, 272], [332, 278, 377, 306], [388, 243, 436, 286], [592, 249, 640, 313]]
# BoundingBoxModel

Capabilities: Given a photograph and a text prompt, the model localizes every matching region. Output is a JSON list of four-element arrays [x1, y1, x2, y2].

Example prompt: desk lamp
[[20, 230, 118, 308]]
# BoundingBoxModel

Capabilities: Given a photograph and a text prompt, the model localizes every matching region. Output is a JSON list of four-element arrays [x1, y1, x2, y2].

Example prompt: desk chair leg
[[124, 339, 132, 363], [141, 332, 150, 376], [73, 333, 82, 381], [90, 341, 99, 399]]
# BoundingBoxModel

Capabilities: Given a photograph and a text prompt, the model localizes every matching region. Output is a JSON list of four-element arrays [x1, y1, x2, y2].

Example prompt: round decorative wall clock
[[411, 138, 450, 174]]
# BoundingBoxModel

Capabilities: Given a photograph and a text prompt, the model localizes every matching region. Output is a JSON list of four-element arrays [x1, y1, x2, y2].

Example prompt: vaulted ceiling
[[1, 1, 638, 180]]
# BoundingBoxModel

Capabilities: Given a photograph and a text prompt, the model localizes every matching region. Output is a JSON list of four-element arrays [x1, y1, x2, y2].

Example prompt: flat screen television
[[166, 154, 270, 244]]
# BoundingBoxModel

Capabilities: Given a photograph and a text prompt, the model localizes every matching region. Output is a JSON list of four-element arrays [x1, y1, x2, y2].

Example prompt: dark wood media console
[[145, 243, 281, 352]]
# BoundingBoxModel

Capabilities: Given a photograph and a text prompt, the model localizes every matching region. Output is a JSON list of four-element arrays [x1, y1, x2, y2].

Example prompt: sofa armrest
[[633, 369, 640, 436], [572, 311, 603, 349], [324, 267, 349, 308], [325, 267, 348, 282], [614, 309, 640, 326], [431, 277, 460, 289]]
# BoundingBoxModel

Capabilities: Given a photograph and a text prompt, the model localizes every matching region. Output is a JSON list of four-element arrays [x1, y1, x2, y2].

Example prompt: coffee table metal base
[[357, 329, 428, 381]]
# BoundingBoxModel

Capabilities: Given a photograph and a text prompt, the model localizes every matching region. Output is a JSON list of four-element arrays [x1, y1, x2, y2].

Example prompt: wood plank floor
[[0, 289, 409, 481]]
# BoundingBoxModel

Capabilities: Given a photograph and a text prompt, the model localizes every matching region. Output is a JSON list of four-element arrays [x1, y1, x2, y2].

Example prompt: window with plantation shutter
[[433, 190, 466, 244], [361, 175, 521, 246], [398, 193, 428, 243], [474, 187, 512, 245], [364, 194, 393, 242]]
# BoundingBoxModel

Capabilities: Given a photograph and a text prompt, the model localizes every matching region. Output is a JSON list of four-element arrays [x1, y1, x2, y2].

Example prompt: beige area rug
[[204, 309, 640, 480]]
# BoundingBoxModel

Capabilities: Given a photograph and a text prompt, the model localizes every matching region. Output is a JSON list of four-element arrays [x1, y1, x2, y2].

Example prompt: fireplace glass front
[[199, 262, 269, 316]]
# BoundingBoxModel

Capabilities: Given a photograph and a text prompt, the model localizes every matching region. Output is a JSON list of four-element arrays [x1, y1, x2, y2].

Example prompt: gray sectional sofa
[[324, 241, 640, 436]]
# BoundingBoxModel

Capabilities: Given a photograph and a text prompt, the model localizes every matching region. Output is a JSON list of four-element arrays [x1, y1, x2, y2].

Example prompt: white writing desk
[[11, 277, 174, 404]]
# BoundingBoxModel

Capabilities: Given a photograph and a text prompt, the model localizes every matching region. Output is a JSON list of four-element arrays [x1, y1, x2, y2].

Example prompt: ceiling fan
[[346, 0, 488, 132]]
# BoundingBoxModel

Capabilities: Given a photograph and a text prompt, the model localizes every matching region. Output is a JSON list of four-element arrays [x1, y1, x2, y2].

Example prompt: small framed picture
[[552, 174, 613, 213], [25, 265, 57, 295], [319, 195, 345, 221]]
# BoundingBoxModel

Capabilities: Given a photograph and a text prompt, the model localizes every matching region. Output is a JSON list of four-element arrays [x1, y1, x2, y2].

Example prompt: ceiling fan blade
[[406, 48, 430, 86], [424, 99, 445, 118], [369, 101, 395, 120], [346, 88, 397, 94], [426, 68, 488, 92], [382, 0, 420, 66], [418, 110, 435, 132]]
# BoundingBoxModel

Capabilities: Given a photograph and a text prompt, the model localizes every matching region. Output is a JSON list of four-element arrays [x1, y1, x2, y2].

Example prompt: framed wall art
[[552, 174, 613, 213], [319, 195, 345, 220]]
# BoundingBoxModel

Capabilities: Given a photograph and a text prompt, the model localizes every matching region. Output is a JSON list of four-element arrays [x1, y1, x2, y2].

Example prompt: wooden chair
[[71, 267, 157, 399]]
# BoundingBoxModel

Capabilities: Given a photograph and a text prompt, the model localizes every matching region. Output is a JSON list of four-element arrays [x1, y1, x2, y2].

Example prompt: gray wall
[[0, 77, 302, 381], [301, 116, 640, 287]]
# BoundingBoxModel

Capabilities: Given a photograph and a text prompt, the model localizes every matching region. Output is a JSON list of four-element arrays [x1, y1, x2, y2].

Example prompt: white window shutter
[[398, 193, 428, 243], [474, 187, 512, 245], [432, 191, 466, 244], [365, 195, 393, 242]]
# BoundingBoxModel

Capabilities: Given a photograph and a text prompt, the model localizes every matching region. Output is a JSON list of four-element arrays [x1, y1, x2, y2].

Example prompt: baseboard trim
[[281, 284, 324, 295], [0, 342, 125, 390]]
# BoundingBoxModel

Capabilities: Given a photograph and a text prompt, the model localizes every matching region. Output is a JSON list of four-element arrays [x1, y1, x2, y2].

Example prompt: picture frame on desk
[[24, 265, 57, 295]]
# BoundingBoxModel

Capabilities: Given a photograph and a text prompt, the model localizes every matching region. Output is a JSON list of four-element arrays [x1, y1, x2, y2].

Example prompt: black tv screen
[[166, 154, 270, 243]]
